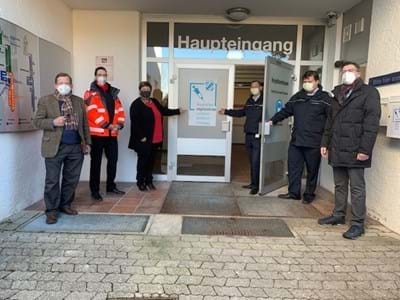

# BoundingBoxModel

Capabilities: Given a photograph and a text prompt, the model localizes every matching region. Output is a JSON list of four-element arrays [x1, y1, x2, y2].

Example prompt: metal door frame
[[169, 63, 235, 182], [259, 57, 295, 195]]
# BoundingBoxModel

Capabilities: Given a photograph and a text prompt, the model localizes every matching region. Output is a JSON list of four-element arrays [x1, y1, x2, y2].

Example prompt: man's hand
[[357, 153, 369, 161], [321, 147, 328, 158], [268, 120, 273, 126], [141, 137, 147, 142], [53, 116, 65, 127], [84, 145, 91, 155], [218, 108, 226, 115], [109, 124, 118, 131]]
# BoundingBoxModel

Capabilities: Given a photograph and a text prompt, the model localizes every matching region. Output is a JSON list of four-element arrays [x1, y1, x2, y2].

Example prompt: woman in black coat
[[128, 81, 181, 191]]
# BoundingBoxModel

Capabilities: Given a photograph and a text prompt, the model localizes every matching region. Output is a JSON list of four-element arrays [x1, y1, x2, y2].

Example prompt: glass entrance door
[[259, 57, 295, 194], [172, 64, 234, 182]]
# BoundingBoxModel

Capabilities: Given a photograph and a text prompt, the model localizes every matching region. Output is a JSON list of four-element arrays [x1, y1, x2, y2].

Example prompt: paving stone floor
[[0, 207, 399, 300]]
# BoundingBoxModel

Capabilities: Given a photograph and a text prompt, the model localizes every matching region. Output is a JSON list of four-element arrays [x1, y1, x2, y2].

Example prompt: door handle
[[221, 120, 230, 132]]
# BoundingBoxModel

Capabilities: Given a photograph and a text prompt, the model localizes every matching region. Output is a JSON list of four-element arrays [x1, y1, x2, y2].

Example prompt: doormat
[[19, 213, 150, 234], [161, 193, 241, 216], [182, 216, 294, 237]]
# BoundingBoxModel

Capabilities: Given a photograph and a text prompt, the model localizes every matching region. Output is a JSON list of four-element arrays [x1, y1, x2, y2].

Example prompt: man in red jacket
[[84, 67, 126, 201]]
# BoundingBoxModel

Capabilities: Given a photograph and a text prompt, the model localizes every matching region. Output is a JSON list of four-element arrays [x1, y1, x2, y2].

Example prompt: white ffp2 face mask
[[303, 82, 315, 93], [342, 71, 357, 85], [250, 88, 260, 96], [96, 76, 107, 86], [57, 84, 71, 95]]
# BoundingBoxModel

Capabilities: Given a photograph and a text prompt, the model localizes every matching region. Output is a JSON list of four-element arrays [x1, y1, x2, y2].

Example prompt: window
[[301, 26, 325, 61], [147, 22, 169, 58]]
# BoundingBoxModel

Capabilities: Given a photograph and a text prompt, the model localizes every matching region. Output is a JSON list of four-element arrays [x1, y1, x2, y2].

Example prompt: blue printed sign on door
[[275, 99, 283, 113]]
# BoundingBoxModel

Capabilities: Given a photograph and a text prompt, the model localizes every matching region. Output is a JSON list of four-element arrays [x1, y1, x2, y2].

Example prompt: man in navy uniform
[[219, 80, 263, 195], [269, 71, 332, 203]]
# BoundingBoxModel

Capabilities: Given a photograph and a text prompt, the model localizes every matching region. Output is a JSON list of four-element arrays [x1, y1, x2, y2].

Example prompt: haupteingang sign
[[174, 23, 298, 60], [176, 35, 294, 56]]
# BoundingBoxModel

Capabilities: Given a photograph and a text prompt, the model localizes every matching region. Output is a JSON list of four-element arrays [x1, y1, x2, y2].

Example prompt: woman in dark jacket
[[128, 81, 181, 191]]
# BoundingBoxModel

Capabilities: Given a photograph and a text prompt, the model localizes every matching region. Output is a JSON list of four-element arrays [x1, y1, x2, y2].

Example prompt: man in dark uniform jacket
[[270, 71, 332, 204], [319, 61, 381, 240], [219, 80, 263, 195]]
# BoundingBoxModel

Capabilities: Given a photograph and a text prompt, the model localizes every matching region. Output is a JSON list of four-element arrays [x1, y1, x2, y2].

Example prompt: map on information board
[[0, 18, 39, 132]]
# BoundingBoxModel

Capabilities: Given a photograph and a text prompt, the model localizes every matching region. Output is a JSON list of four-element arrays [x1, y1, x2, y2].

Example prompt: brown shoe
[[46, 213, 58, 224], [60, 207, 78, 215]]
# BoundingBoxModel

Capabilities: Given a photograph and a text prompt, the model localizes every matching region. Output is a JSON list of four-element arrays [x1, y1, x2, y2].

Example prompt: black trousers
[[333, 167, 366, 226], [44, 144, 84, 213], [136, 142, 162, 185], [90, 136, 118, 193], [288, 144, 321, 199], [245, 134, 261, 188]]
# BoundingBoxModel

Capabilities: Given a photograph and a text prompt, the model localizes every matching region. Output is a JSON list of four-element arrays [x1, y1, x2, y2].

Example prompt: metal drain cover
[[182, 216, 294, 237]]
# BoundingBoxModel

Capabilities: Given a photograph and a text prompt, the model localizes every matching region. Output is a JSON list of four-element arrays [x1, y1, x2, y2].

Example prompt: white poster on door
[[188, 81, 217, 127]]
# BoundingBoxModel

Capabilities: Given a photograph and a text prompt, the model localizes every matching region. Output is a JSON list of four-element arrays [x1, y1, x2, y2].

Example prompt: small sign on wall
[[387, 96, 400, 139], [369, 71, 400, 87], [95, 56, 114, 81], [343, 24, 352, 43]]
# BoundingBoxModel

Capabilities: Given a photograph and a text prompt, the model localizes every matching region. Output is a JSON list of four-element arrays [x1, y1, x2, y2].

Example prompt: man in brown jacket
[[33, 73, 91, 224]]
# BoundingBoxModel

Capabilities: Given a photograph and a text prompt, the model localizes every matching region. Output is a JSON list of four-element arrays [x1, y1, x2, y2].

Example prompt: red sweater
[[145, 101, 163, 143]]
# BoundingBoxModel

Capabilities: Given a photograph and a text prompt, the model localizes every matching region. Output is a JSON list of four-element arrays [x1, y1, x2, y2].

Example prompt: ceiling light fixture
[[226, 7, 250, 22]]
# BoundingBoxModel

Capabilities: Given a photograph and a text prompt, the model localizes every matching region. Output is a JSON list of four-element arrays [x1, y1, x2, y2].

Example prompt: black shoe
[[46, 212, 58, 224], [343, 225, 365, 240], [278, 193, 301, 200], [60, 207, 78, 215], [242, 184, 253, 189], [250, 188, 259, 195], [91, 192, 103, 201], [106, 187, 125, 195], [302, 196, 315, 204], [303, 194, 315, 204], [147, 183, 156, 190], [137, 184, 148, 191], [318, 215, 346, 225], [302, 198, 314, 204]]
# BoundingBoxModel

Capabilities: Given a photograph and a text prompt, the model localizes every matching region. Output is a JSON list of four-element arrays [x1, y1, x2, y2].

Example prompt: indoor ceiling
[[62, 0, 362, 18]]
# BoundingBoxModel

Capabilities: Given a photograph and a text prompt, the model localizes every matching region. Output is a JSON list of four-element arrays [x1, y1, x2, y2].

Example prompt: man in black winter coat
[[219, 80, 263, 195], [318, 61, 381, 240], [270, 71, 332, 204]]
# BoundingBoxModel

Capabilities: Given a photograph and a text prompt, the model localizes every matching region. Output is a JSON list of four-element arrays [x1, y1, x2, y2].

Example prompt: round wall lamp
[[225, 7, 250, 22]]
